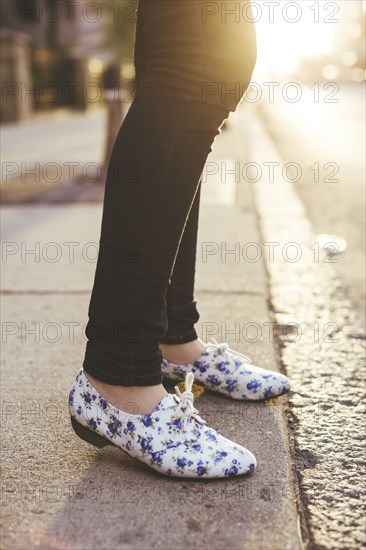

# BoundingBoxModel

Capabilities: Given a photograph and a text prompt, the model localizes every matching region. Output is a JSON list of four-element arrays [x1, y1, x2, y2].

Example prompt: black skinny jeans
[[83, 0, 257, 386]]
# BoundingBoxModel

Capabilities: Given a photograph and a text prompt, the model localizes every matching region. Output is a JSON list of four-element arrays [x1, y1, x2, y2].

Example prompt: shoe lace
[[204, 337, 252, 365], [173, 372, 206, 431]]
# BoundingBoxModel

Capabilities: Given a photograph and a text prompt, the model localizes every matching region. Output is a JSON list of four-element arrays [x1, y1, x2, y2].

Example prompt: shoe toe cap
[[245, 367, 291, 399], [271, 372, 291, 395], [217, 436, 257, 476], [233, 444, 257, 474], [146, 432, 257, 478], [204, 445, 257, 478]]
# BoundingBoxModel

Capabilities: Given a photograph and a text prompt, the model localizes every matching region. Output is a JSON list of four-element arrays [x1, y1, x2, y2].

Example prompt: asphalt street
[[234, 98, 366, 550], [260, 81, 365, 328]]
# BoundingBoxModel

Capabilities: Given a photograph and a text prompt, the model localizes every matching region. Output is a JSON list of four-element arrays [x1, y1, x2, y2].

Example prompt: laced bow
[[204, 337, 252, 365], [173, 372, 205, 431]]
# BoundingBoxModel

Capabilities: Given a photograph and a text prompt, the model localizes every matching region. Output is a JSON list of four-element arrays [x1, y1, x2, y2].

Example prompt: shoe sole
[[71, 417, 113, 448]]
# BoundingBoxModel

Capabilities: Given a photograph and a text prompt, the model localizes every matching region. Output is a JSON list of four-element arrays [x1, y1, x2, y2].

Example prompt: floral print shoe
[[161, 338, 291, 401], [69, 370, 256, 478]]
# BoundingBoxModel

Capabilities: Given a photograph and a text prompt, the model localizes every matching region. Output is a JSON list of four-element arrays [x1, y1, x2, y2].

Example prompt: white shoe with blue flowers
[[69, 369, 256, 478], [161, 338, 291, 400]]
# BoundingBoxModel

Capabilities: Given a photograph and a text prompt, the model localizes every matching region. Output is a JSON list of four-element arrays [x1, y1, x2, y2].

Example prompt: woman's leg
[[159, 3, 258, 363], [82, 0, 257, 410], [159, 177, 206, 363], [135, 5, 205, 364]]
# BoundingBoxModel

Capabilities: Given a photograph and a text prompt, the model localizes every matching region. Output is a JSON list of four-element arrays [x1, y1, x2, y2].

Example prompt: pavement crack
[[1, 289, 90, 295], [1, 289, 264, 297]]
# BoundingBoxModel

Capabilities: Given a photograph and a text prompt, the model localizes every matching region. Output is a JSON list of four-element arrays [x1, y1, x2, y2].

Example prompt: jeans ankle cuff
[[159, 329, 198, 345]]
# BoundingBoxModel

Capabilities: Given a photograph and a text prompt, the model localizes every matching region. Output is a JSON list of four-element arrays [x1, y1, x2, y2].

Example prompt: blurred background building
[[1, 0, 137, 122]]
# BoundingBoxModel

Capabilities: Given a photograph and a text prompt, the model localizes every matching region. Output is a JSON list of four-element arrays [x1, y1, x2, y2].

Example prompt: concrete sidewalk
[[1, 106, 106, 203], [1, 109, 301, 549]]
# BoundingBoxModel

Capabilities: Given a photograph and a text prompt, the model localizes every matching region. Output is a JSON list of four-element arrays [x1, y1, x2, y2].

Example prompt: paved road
[[260, 81, 366, 328]]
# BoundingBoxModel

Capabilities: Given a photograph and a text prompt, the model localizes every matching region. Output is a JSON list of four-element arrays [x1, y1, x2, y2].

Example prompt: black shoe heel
[[71, 418, 113, 448]]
